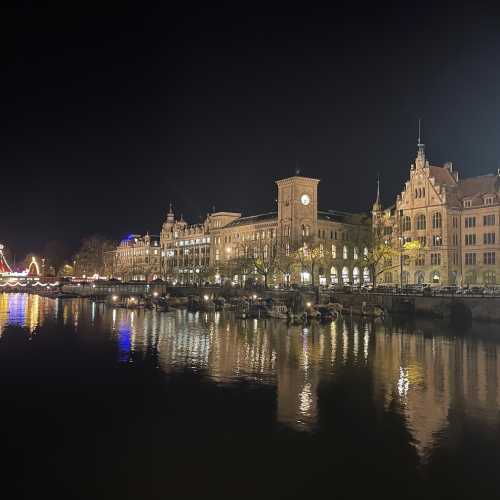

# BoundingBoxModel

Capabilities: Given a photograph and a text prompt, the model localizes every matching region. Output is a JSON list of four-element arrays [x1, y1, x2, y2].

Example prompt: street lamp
[[398, 236, 404, 290]]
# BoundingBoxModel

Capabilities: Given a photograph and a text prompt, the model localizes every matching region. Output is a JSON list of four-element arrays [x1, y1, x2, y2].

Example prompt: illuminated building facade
[[373, 141, 500, 286], [111, 233, 161, 281], [160, 175, 370, 285]]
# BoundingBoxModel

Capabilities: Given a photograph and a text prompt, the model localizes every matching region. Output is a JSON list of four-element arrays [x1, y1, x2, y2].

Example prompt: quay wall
[[333, 292, 500, 322]]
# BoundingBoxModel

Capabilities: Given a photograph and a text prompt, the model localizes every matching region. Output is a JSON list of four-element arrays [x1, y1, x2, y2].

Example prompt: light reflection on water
[[2, 293, 500, 458]]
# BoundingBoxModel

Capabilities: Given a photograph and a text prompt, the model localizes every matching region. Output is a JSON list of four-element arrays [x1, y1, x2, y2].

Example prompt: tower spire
[[166, 203, 175, 223], [372, 174, 382, 212], [417, 118, 425, 163]]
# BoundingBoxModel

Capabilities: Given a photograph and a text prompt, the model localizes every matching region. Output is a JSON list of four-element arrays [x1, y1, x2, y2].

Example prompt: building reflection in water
[[1, 293, 500, 459]]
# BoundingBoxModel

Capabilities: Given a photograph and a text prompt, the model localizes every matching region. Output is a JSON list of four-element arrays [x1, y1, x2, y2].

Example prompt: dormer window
[[463, 200, 471, 208], [485, 196, 494, 206]]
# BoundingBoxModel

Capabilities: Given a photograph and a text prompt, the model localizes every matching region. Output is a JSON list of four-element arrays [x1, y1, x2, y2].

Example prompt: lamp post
[[399, 236, 404, 290]]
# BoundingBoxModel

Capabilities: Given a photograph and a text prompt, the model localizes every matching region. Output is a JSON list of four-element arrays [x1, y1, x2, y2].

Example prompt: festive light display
[[0, 244, 12, 274], [27, 256, 40, 277]]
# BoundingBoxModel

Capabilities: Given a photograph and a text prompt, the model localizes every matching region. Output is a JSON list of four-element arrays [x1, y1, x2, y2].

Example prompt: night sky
[[3, 4, 500, 258]]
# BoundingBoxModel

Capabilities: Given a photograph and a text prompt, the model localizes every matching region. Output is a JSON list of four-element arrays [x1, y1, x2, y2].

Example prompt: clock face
[[301, 194, 310, 206]]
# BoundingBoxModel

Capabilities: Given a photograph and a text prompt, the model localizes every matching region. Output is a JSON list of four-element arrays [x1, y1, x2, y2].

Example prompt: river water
[[1, 293, 500, 499]]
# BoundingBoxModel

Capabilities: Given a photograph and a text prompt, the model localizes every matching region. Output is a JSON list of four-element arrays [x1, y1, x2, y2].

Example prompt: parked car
[[374, 285, 396, 294]]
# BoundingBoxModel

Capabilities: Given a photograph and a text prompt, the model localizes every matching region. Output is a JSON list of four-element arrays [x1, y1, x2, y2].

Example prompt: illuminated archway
[[28, 257, 40, 277]]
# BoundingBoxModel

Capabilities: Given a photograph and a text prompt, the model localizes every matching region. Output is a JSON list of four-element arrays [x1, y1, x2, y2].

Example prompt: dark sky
[[3, 4, 500, 258]]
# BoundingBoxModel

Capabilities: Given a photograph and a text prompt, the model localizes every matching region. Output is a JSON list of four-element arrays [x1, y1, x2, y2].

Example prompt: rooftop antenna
[[418, 118, 422, 146], [295, 160, 300, 176]]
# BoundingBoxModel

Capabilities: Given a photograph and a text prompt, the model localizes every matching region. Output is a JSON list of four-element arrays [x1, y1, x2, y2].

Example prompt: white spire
[[416, 119, 425, 165]]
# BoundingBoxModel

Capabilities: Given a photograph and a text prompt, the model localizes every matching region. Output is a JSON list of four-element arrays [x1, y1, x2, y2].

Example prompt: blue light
[[117, 321, 131, 363]]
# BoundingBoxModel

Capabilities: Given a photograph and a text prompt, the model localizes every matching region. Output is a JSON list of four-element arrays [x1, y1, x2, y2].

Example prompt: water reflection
[[0, 292, 54, 334], [2, 293, 500, 462]]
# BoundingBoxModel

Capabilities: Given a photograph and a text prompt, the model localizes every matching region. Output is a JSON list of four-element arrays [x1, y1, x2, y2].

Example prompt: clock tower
[[276, 175, 320, 248]]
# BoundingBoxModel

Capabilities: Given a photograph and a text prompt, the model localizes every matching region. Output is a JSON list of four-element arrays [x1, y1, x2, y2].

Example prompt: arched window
[[353, 247, 359, 260], [330, 267, 338, 284], [363, 267, 370, 284], [343, 246, 348, 259], [342, 266, 350, 284], [403, 216, 411, 231], [384, 271, 393, 283], [465, 270, 477, 285], [415, 271, 425, 284], [432, 212, 442, 229], [484, 271, 496, 285], [263, 245, 268, 259], [331, 244, 337, 258], [416, 214, 426, 230], [363, 247, 368, 257], [353, 267, 360, 285], [431, 271, 440, 283]]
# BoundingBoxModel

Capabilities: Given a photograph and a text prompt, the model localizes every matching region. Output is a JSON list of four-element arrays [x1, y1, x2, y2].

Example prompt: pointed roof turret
[[416, 119, 425, 167], [166, 203, 175, 223]]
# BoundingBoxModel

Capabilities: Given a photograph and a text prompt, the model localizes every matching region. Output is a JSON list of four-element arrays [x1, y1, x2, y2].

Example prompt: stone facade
[[110, 233, 161, 281], [160, 175, 370, 286], [373, 142, 500, 286]]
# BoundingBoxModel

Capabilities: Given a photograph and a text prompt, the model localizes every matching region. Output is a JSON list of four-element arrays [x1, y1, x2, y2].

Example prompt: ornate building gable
[[398, 143, 457, 212]]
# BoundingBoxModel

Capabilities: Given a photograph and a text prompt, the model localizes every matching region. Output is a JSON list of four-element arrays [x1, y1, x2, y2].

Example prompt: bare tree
[[293, 237, 328, 288], [74, 235, 116, 277]]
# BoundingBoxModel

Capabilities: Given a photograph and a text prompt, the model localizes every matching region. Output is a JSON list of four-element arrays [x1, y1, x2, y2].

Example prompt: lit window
[[432, 212, 442, 229], [341, 266, 349, 284]]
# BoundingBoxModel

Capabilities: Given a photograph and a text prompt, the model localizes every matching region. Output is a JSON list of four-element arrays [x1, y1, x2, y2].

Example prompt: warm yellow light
[[306, 302, 312, 307], [204, 294, 209, 301], [130, 297, 135, 302], [153, 292, 158, 297], [112, 295, 118, 301], [252, 294, 257, 300]]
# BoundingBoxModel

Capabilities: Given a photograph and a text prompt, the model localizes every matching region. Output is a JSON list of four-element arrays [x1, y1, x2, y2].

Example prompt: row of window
[[463, 196, 495, 207], [401, 214, 497, 232], [178, 237, 210, 246], [402, 212, 443, 231], [465, 252, 496, 265], [328, 266, 370, 285], [464, 233, 496, 245], [414, 187, 426, 199]]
